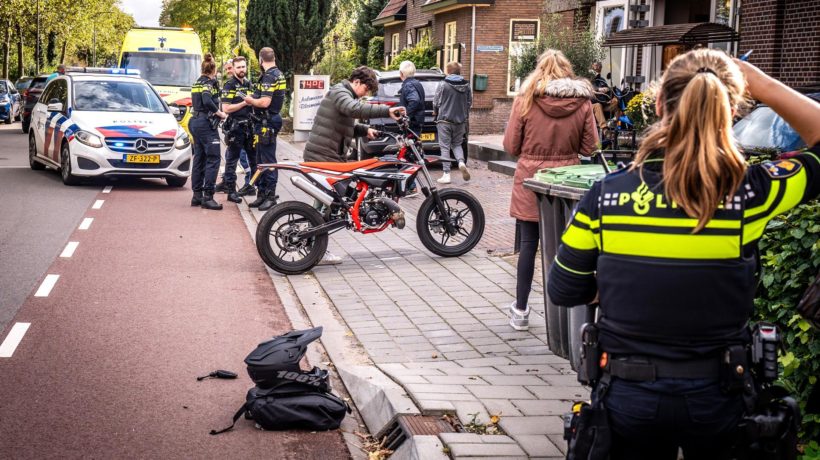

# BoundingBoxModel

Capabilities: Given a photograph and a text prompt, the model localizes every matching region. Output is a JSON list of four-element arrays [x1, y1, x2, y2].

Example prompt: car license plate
[[420, 133, 435, 142], [124, 154, 160, 164]]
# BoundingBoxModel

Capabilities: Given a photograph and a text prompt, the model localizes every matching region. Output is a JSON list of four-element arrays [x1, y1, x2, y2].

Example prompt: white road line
[[0, 323, 31, 358], [79, 217, 93, 230], [92, 200, 104, 209], [102, 186, 113, 193], [34, 274, 59, 297], [60, 241, 79, 258]]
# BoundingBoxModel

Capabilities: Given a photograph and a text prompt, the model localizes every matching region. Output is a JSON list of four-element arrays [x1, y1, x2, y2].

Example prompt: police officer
[[243, 47, 286, 212], [190, 53, 227, 210], [548, 49, 819, 458], [219, 56, 255, 204]]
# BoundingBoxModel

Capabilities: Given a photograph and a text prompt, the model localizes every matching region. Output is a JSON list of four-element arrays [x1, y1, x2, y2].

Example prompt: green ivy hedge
[[754, 195, 820, 448]]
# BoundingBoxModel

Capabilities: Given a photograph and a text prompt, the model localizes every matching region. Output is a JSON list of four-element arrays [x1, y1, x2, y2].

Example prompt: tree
[[160, 0, 243, 57], [313, 0, 358, 83], [246, 0, 333, 77], [351, 0, 387, 65]]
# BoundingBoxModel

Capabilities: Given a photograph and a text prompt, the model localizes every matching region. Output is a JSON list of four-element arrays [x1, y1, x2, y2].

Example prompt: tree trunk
[[209, 0, 216, 53], [16, 24, 23, 78], [2, 20, 10, 80], [60, 40, 67, 65], [211, 29, 216, 53]]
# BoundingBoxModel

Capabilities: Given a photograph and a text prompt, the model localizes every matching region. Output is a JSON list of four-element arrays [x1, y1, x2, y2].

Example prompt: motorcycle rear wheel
[[416, 188, 485, 257], [256, 201, 329, 275]]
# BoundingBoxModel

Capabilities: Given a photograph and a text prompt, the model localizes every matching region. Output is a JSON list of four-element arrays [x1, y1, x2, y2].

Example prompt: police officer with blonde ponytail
[[190, 53, 227, 210], [550, 48, 819, 458]]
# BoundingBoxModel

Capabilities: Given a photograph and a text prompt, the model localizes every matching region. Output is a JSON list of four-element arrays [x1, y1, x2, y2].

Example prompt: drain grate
[[379, 415, 455, 452]]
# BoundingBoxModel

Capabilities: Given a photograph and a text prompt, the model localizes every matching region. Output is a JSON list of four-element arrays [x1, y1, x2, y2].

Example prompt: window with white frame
[[391, 33, 400, 63], [507, 19, 540, 95], [444, 22, 458, 64], [596, 0, 627, 87], [407, 31, 413, 48]]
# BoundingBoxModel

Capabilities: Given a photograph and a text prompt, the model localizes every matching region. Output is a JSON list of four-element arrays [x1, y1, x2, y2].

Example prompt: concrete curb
[[238, 200, 426, 457]]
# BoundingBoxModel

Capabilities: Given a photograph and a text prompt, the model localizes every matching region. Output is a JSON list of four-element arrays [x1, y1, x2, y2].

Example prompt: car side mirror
[[169, 106, 180, 117], [47, 102, 63, 112], [606, 72, 612, 80]]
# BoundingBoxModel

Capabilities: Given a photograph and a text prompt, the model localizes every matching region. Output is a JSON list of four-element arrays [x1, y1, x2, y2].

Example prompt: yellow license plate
[[420, 133, 435, 142], [124, 154, 160, 164]]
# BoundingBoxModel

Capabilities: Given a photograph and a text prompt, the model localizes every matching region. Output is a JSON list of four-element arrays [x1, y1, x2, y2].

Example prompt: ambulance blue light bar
[[65, 67, 141, 76]]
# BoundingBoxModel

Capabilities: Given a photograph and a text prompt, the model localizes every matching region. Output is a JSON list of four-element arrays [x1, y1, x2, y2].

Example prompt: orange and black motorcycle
[[250, 118, 485, 275]]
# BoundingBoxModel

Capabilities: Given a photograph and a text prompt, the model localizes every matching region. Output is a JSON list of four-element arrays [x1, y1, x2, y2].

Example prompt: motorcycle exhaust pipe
[[375, 197, 405, 229], [291, 176, 334, 207]]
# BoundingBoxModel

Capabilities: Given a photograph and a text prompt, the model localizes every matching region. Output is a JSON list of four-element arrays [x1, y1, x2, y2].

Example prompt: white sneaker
[[317, 251, 343, 266], [437, 173, 451, 184], [508, 301, 530, 331], [459, 161, 471, 181]]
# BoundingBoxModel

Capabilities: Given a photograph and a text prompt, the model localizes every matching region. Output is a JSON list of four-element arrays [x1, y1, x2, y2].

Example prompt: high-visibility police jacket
[[548, 147, 820, 360], [252, 66, 286, 119], [191, 75, 220, 116], [221, 76, 252, 120]]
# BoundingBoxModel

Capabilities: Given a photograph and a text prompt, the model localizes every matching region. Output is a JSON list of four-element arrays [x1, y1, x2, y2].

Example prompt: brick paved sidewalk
[[253, 139, 586, 459]]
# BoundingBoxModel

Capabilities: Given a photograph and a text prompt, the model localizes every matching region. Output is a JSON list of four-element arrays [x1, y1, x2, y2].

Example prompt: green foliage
[[351, 0, 388, 65], [313, 1, 358, 84], [512, 13, 604, 82], [754, 193, 820, 444], [367, 36, 384, 69], [160, 0, 246, 58], [246, 0, 333, 78], [386, 38, 436, 71], [624, 82, 660, 132]]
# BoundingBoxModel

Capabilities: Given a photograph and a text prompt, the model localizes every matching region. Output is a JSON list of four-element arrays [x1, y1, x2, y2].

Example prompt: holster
[[564, 375, 612, 460], [737, 387, 800, 460], [577, 323, 602, 386]]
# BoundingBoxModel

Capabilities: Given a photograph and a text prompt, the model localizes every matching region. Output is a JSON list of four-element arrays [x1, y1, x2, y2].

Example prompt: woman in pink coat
[[503, 49, 599, 330]]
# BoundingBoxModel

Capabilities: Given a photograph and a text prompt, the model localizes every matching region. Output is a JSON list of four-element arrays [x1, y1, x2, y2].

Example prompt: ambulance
[[118, 27, 203, 132]]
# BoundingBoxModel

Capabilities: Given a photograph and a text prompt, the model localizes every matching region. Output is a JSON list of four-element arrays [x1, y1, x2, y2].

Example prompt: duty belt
[[193, 112, 212, 118], [605, 355, 721, 381]]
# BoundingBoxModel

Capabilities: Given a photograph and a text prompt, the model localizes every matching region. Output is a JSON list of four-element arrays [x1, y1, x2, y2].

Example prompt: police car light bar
[[65, 67, 141, 76]]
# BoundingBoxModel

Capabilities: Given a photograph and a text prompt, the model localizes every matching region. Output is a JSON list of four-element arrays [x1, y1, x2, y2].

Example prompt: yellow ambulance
[[118, 27, 203, 133]]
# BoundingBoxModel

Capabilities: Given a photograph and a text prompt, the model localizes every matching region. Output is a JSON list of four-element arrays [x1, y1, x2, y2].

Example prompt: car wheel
[[29, 133, 45, 170], [60, 142, 80, 185], [166, 176, 188, 188], [4, 117, 10, 125]]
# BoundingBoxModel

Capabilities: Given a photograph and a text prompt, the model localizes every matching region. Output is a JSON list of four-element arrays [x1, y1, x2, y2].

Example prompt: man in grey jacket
[[303, 66, 404, 163], [433, 61, 472, 184]]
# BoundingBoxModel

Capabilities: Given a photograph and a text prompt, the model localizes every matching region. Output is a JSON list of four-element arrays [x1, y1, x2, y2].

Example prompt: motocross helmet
[[245, 327, 329, 392]]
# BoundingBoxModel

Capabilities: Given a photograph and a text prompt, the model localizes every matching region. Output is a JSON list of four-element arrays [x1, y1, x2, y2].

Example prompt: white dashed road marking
[[0, 323, 31, 358], [60, 241, 79, 258], [102, 186, 113, 193], [79, 218, 93, 230], [92, 200, 104, 209], [34, 274, 60, 297]]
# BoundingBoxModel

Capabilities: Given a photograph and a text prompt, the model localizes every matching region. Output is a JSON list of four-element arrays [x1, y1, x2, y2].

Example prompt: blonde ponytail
[[634, 49, 748, 232], [517, 49, 574, 117]]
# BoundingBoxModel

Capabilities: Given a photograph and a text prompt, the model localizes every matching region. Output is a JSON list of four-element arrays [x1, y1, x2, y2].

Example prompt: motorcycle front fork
[[414, 156, 457, 236]]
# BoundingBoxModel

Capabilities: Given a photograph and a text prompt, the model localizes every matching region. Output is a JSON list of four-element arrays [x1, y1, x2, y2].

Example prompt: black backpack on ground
[[211, 327, 350, 435]]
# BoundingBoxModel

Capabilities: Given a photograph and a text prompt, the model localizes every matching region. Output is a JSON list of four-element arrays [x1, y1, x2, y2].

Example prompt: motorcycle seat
[[301, 158, 379, 173]]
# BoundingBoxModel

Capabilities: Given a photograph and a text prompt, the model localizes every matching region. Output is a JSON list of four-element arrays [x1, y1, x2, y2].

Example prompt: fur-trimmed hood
[[536, 78, 593, 118]]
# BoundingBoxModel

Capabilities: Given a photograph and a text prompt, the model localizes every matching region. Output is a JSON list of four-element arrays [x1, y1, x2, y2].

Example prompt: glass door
[[597, 0, 627, 87]]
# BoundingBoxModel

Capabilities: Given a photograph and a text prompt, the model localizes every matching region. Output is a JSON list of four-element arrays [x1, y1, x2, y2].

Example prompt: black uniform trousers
[[597, 377, 744, 459], [223, 121, 255, 187], [254, 113, 282, 194], [190, 117, 222, 193]]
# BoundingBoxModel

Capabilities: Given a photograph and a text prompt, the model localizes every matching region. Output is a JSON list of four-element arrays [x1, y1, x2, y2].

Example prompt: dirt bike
[[249, 118, 485, 275]]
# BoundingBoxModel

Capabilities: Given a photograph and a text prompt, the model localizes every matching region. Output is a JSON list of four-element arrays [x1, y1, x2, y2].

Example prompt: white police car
[[28, 67, 192, 186]]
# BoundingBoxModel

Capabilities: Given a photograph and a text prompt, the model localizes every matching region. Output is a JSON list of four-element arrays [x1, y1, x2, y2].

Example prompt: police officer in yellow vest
[[549, 49, 819, 458], [189, 53, 227, 210], [243, 47, 286, 212]]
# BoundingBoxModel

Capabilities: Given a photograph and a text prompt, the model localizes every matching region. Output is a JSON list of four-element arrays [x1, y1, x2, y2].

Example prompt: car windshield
[[30, 78, 47, 90], [120, 52, 201, 87], [73, 80, 166, 113], [733, 105, 805, 152], [380, 79, 442, 98], [0, 81, 8, 93], [16, 80, 31, 92]]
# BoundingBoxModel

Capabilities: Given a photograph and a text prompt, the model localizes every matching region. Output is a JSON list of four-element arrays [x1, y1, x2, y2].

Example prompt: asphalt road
[[0, 123, 100, 331], [0, 122, 350, 457]]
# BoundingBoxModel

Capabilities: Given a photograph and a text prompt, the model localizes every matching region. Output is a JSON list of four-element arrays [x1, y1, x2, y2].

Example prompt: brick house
[[375, 0, 819, 134], [373, 0, 545, 134]]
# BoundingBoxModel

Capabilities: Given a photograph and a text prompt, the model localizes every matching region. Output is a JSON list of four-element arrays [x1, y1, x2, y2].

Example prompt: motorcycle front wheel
[[416, 188, 485, 257], [256, 201, 329, 275]]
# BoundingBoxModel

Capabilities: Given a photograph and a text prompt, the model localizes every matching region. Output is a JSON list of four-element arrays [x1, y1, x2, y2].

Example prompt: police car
[[28, 67, 192, 186]]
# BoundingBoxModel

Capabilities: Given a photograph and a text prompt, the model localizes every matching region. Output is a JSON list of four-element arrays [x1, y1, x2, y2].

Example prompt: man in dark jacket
[[398, 61, 425, 195], [303, 66, 404, 163], [433, 61, 472, 184]]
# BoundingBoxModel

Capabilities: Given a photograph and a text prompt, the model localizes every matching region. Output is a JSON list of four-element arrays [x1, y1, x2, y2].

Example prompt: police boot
[[226, 183, 242, 204], [248, 190, 267, 208], [214, 180, 229, 194], [191, 191, 203, 207], [200, 192, 223, 211], [238, 184, 256, 197], [258, 191, 279, 212]]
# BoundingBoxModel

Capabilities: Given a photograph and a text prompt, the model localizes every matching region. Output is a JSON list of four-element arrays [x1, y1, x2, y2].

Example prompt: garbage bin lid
[[533, 164, 608, 189]]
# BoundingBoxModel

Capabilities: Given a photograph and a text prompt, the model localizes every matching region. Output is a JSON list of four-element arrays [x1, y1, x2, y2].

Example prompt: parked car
[[0, 79, 22, 125], [28, 68, 192, 186], [21, 75, 49, 133], [734, 92, 820, 155], [15, 76, 33, 93], [358, 69, 456, 161]]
